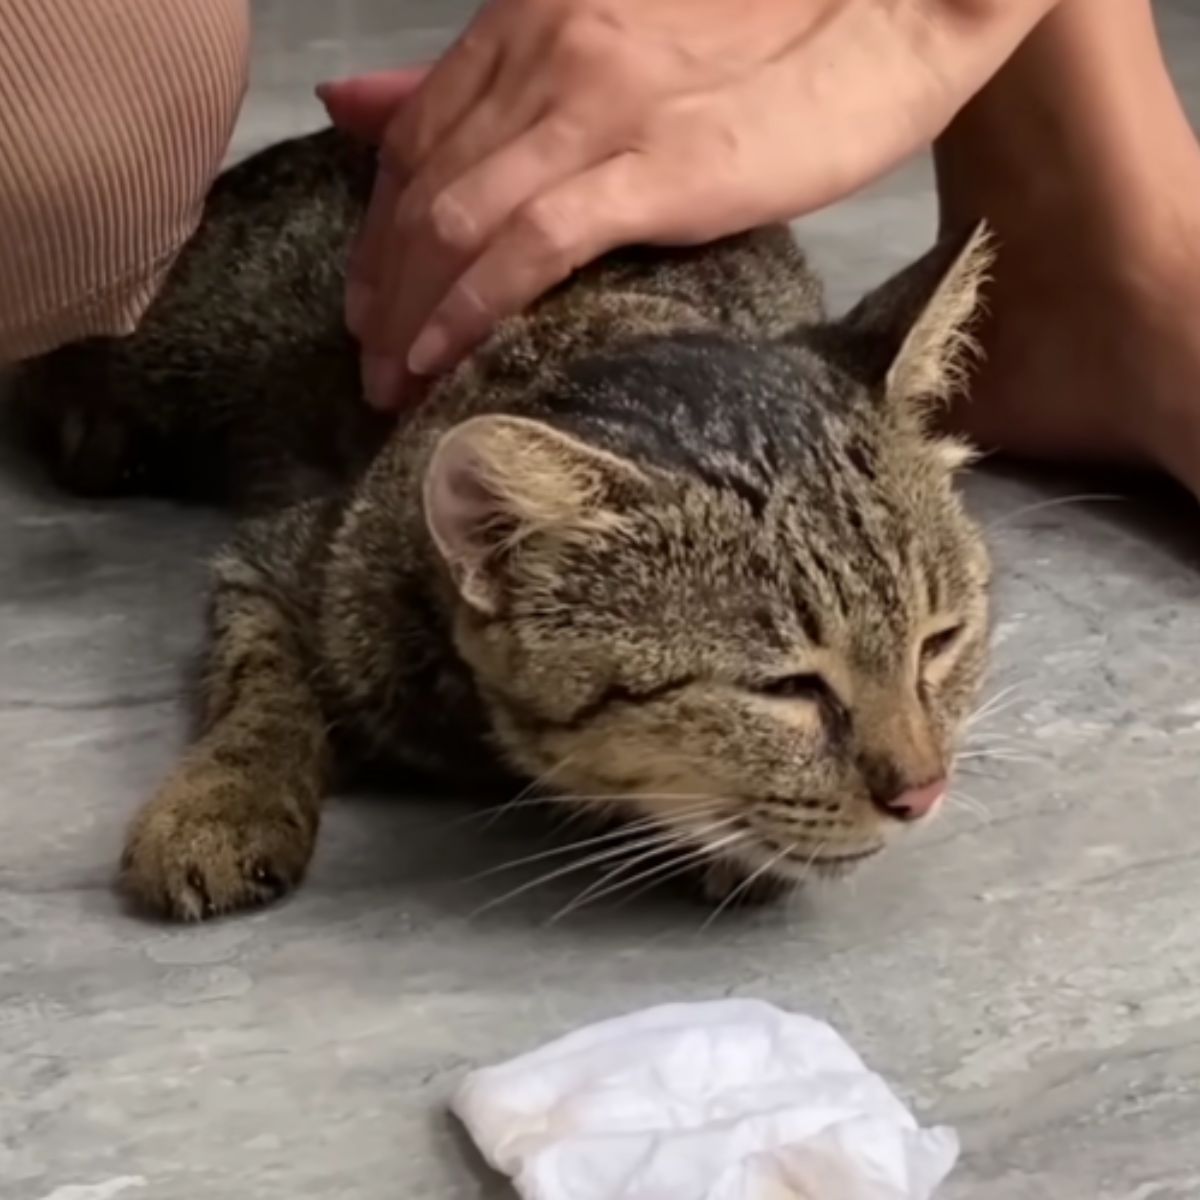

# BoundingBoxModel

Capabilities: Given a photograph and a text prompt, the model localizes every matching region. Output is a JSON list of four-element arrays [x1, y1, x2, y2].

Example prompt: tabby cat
[[17, 129, 992, 920]]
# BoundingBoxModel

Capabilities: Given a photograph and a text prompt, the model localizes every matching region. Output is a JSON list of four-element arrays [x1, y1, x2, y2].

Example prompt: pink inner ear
[[424, 435, 500, 564]]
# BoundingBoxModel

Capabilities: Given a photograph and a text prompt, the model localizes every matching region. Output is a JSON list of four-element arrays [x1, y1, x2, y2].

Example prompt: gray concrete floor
[[4, 3, 1200, 1198]]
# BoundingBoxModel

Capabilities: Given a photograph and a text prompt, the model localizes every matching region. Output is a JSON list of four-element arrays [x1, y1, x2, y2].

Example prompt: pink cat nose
[[877, 778, 946, 823]]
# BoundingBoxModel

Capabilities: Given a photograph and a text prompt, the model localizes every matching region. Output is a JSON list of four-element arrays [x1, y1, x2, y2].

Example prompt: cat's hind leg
[[13, 342, 143, 496], [121, 548, 330, 920], [13, 339, 197, 499], [13, 337, 237, 502]]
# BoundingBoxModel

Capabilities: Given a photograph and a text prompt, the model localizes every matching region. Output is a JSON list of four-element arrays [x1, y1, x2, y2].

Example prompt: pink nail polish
[[363, 357, 401, 410]]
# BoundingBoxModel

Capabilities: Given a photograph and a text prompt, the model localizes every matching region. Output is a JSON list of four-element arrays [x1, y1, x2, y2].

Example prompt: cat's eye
[[921, 624, 964, 663], [756, 673, 834, 703]]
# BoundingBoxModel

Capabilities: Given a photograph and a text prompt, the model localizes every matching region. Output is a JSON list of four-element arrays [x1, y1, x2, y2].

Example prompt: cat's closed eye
[[921, 623, 964, 664], [754, 673, 835, 703]]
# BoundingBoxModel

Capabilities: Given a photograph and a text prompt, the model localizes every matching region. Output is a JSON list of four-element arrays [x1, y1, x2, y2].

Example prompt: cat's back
[[16, 129, 383, 502], [578, 228, 825, 339], [407, 223, 832, 494], [17, 127, 823, 505], [139, 128, 375, 366], [419, 222, 827, 446]]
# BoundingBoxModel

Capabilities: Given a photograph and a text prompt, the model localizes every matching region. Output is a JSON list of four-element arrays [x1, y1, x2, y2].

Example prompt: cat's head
[[422, 228, 993, 893]]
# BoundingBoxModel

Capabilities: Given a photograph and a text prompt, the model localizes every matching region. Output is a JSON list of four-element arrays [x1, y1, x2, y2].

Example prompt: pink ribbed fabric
[[0, 0, 250, 363]]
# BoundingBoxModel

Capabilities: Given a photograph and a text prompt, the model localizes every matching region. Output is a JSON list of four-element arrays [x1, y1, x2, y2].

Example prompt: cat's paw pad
[[119, 765, 318, 921]]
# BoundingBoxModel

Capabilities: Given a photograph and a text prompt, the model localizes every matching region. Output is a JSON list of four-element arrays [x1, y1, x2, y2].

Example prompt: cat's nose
[[875, 778, 945, 822]]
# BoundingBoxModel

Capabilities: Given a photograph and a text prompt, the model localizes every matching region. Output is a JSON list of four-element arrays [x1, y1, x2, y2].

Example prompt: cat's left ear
[[836, 222, 993, 411], [422, 415, 653, 615]]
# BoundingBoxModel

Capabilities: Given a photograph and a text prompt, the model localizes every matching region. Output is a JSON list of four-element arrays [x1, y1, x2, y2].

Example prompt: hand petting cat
[[319, 0, 1057, 412]]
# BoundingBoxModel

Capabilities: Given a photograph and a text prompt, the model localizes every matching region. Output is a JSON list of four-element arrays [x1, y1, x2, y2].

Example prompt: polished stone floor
[[4, 3, 1200, 1199]]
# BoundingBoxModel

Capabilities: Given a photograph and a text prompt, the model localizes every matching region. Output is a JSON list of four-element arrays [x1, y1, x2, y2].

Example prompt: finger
[[359, 109, 599, 368], [343, 41, 514, 347], [357, 97, 557, 398], [352, 19, 538, 406], [345, 163, 401, 334], [405, 153, 664, 377], [380, 14, 506, 175], [316, 68, 430, 143], [389, 78, 553, 232]]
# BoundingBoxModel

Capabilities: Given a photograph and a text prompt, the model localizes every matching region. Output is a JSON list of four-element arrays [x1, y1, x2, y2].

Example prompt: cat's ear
[[837, 222, 993, 410], [422, 415, 651, 614]]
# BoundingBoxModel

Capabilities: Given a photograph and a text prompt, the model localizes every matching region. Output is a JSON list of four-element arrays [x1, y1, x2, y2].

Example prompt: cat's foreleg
[[120, 550, 330, 920]]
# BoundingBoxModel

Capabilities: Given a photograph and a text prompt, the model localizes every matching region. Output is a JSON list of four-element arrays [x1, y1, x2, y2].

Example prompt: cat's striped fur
[[18, 129, 991, 919]]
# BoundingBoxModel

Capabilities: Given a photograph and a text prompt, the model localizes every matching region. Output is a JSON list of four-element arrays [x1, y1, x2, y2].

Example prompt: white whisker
[[985, 492, 1122, 533], [593, 837, 760, 914], [553, 829, 750, 919], [548, 819, 742, 923], [447, 790, 713, 831], [551, 857, 647, 924], [701, 844, 794, 931], [470, 811, 737, 917], [965, 683, 1025, 729], [803, 840, 828, 870], [947, 789, 992, 822], [468, 827, 687, 917], [533, 791, 714, 810], [481, 753, 579, 828], [956, 748, 1042, 765], [961, 732, 1023, 748], [464, 804, 723, 883]]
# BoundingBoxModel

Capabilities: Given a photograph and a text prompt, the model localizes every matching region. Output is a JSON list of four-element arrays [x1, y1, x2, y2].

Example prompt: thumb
[[316, 67, 430, 143]]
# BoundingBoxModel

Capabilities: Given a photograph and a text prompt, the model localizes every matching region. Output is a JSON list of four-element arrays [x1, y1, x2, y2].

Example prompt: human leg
[[936, 0, 1200, 496], [0, 0, 249, 363]]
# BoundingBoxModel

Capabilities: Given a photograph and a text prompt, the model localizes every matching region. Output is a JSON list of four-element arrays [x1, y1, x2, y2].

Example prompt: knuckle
[[515, 0, 567, 21], [451, 277, 499, 333], [454, 22, 493, 62], [937, 0, 1008, 20], [643, 103, 743, 186], [549, 11, 620, 78], [425, 190, 479, 255], [517, 195, 578, 270], [701, 113, 744, 162], [538, 110, 586, 154], [381, 116, 419, 173]]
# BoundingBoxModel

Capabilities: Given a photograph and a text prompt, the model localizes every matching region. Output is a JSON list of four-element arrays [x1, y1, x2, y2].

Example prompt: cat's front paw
[[120, 760, 318, 921]]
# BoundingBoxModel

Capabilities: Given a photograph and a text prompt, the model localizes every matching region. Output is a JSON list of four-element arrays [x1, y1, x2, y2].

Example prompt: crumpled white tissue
[[452, 999, 958, 1200]]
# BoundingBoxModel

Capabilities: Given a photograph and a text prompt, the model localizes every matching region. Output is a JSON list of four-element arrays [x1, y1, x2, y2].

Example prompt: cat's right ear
[[422, 414, 651, 614], [834, 222, 993, 413]]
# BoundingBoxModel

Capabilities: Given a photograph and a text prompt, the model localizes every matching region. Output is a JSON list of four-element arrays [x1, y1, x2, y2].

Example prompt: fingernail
[[345, 282, 371, 335], [407, 322, 451, 377], [363, 356, 402, 410]]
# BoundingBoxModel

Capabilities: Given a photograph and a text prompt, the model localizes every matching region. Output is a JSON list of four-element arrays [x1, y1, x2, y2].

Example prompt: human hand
[[320, 0, 1058, 410]]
